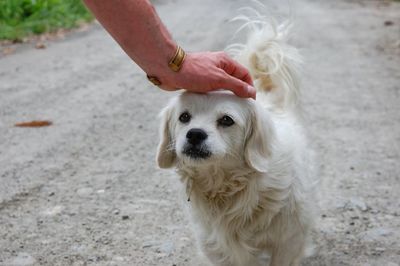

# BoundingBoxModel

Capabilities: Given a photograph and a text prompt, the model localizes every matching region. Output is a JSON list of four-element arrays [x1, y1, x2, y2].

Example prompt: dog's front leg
[[200, 245, 231, 266], [268, 233, 305, 266], [201, 242, 260, 266]]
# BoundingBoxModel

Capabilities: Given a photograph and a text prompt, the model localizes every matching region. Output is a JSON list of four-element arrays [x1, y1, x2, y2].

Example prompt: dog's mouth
[[182, 145, 211, 160]]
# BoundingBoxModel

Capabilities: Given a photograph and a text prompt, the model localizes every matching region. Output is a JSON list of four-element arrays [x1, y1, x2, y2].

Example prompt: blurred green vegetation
[[0, 0, 93, 41]]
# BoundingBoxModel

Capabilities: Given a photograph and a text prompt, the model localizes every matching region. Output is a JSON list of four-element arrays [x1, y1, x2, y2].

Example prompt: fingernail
[[247, 85, 256, 100]]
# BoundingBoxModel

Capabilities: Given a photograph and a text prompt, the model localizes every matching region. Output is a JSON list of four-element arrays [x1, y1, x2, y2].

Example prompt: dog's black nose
[[186, 128, 207, 145]]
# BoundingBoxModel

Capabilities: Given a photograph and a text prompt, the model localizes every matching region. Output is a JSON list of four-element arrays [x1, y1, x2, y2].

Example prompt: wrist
[[146, 45, 187, 88]]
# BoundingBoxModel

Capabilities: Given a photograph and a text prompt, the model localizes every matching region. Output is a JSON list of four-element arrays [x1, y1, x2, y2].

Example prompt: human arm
[[83, 0, 256, 99]]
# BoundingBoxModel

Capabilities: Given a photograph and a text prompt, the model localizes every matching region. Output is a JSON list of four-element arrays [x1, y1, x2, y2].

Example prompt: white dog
[[156, 14, 318, 266]]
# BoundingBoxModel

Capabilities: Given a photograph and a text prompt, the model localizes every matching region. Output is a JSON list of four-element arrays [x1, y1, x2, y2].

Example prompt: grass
[[0, 0, 93, 41]]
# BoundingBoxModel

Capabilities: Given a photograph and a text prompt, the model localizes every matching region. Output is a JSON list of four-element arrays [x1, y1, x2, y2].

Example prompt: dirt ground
[[0, 0, 399, 265]]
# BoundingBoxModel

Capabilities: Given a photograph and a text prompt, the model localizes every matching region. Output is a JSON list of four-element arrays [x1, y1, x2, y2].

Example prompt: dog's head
[[156, 92, 274, 173]]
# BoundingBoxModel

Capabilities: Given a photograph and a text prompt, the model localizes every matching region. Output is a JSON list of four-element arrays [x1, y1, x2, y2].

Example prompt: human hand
[[160, 51, 256, 99]]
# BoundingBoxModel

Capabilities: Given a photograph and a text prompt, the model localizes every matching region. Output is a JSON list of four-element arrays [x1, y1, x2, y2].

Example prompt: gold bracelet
[[147, 45, 186, 86], [168, 45, 186, 72]]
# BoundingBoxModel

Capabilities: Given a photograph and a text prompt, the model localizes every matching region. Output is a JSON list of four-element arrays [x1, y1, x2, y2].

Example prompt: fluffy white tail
[[227, 9, 302, 110]]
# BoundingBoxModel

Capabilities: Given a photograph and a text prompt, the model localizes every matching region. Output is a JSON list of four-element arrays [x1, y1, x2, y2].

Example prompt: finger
[[219, 53, 253, 86], [214, 72, 256, 99]]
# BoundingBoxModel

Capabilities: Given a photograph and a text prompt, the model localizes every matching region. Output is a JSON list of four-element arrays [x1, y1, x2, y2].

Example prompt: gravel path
[[0, 0, 399, 265]]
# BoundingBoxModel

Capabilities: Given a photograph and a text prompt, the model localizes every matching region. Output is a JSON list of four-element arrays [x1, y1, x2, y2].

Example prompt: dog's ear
[[244, 103, 275, 173], [156, 105, 176, 168]]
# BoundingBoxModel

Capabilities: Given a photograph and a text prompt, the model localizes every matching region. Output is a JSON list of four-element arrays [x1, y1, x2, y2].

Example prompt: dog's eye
[[179, 112, 191, 123], [218, 115, 235, 127]]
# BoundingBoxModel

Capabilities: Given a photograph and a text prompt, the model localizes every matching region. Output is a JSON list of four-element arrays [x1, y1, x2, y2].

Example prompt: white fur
[[156, 15, 318, 266]]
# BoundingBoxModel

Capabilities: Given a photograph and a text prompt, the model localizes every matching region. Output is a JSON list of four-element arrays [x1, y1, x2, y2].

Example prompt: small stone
[[384, 20, 394, 26], [4, 252, 36, 265], [362, 227, 392, 242], [112, 256, 125, 262], [35, 42, 46, 49], [76, 187, 93, 197], [157, 241, 174, 254], [122, 215, 129, 220], [42, 205, 64, 216], [371, 247, 385, 256], [142, 241, 158, 248], [345, 198, 368, 212]]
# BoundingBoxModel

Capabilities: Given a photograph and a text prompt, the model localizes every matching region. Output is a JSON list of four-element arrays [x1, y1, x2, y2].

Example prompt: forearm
[[83, 0, 176, 78]]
